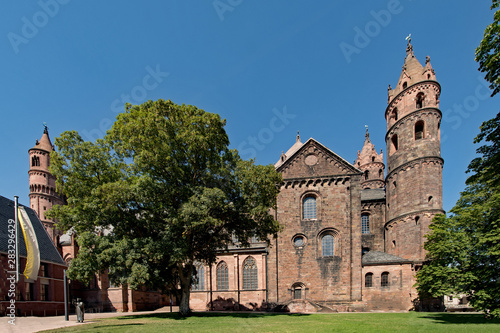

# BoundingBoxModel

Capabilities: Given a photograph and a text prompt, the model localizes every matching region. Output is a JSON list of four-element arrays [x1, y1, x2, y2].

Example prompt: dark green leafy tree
[[476, 0, 500, 97], [417, 1, 500, 318], [47, 99, 282, 316], [417, 114, 500, 317]]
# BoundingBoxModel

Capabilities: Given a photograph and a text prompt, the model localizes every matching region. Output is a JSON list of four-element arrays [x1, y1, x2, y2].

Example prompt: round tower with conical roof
[[354, 128, 385, 189], [384, 40, 444, 262], [28, 125, 64, 244]]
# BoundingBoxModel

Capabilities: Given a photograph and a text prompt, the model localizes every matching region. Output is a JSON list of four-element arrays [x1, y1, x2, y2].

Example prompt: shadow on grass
[[422, 313, 500, 325], [116, 312, 310, 321], [88, 323, 145, 329]]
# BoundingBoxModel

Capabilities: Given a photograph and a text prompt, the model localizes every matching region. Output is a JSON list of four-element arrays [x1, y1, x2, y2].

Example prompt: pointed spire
[[275, 131, 304, 168], [388, 36, 428, 101], [31, 124, 54, 152]]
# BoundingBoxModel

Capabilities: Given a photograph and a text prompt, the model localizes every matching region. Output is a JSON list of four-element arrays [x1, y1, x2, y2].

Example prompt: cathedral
[[18, 40, 443, 313], [191, 40, 444, 312]]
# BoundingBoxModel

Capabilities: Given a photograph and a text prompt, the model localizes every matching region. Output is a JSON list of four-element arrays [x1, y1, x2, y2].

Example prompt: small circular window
[[292, 235, 306, 247], [305, 154, 318, 166]]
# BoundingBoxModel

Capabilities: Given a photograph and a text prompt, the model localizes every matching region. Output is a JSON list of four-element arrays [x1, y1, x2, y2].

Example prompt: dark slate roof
[[362, 251, 411, 266], [361, 188, 386, 201], [0, 195, 66, 266]]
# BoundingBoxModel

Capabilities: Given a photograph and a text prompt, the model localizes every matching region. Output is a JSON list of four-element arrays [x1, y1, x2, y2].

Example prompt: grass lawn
[[40, 312, 500, 333]]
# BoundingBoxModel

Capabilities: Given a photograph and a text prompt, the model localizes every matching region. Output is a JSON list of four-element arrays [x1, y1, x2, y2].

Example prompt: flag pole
[[14, 196, 19, 283], [64, 269, 69, 321]]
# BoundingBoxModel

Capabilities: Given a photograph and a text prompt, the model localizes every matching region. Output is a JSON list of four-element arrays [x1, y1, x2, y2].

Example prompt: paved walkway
[[3, 307, 179, 333]]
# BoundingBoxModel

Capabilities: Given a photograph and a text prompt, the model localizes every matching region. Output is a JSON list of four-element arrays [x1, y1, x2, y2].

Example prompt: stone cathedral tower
[[384, 40, 444, 262], [28, 125, 64, 244]]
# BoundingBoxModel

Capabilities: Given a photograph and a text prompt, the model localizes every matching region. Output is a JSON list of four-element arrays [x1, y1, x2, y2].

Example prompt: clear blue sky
[[1, 1, 497, 212]]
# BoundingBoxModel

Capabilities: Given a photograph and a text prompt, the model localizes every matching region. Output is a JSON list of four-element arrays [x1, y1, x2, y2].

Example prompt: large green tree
[[476, 0, 500, 97], [416, 114, 500, 317], [48, 99, 282, 315], [416, 1, 500, 318]]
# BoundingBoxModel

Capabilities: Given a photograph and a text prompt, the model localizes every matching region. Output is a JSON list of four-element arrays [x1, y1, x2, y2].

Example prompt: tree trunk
[[178, 263, 193, 316], [179, 282, 191, 316]]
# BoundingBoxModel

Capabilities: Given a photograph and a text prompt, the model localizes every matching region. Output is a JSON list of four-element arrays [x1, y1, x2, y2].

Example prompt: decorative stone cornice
[[281, 174, 355, 189], [361, 179, 385, 189], [358, 161, 385, 169], [386, 156, 443, 181], [29, 150, 48, 155], [362, 201, 385, 210], [386, 80, 441, 118], [28, 170, 53, 176], [384, 209, 445, 229]]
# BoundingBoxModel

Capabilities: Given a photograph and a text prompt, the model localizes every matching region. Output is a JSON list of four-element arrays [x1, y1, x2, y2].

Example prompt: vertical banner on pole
[[18, 206, 40, 280], [14, 196, 19, 283]]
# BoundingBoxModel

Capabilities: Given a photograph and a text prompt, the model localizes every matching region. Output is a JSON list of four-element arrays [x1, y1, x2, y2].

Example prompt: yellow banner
[[18, 206, 40, 280]]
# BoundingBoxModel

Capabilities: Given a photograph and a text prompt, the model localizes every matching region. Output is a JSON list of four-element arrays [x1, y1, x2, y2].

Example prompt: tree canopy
[[416, 113, 500, 317], [476, 0, 500, 97], [48, 99, 282, 315], [417, 1, 500, 318]]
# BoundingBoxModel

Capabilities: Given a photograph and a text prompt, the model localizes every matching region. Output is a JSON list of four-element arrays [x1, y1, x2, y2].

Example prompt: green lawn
[[41, 312, 500, 333]]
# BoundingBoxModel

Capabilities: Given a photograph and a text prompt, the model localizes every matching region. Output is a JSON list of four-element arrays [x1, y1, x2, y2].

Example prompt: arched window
[[31, 156, 40, 167], [217, 261, 228, 290], [292, 282, 305, 299], [381, 272, 389, 287], [243, 257, 258, 290], [378, 169, 383, 178], [364, 170, 369, 180], [416, 93, 425, 109], [192, 264, 205, 291], [415, 121, 424, 140], [402, 82, 407, 89], [392, 108, 398, 121], [362, 214, 370, 234], [303, 196, 316, 219], [391, 134, 398, 153], [322, 234, 334, 257], [365, 273, 373, 287]]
